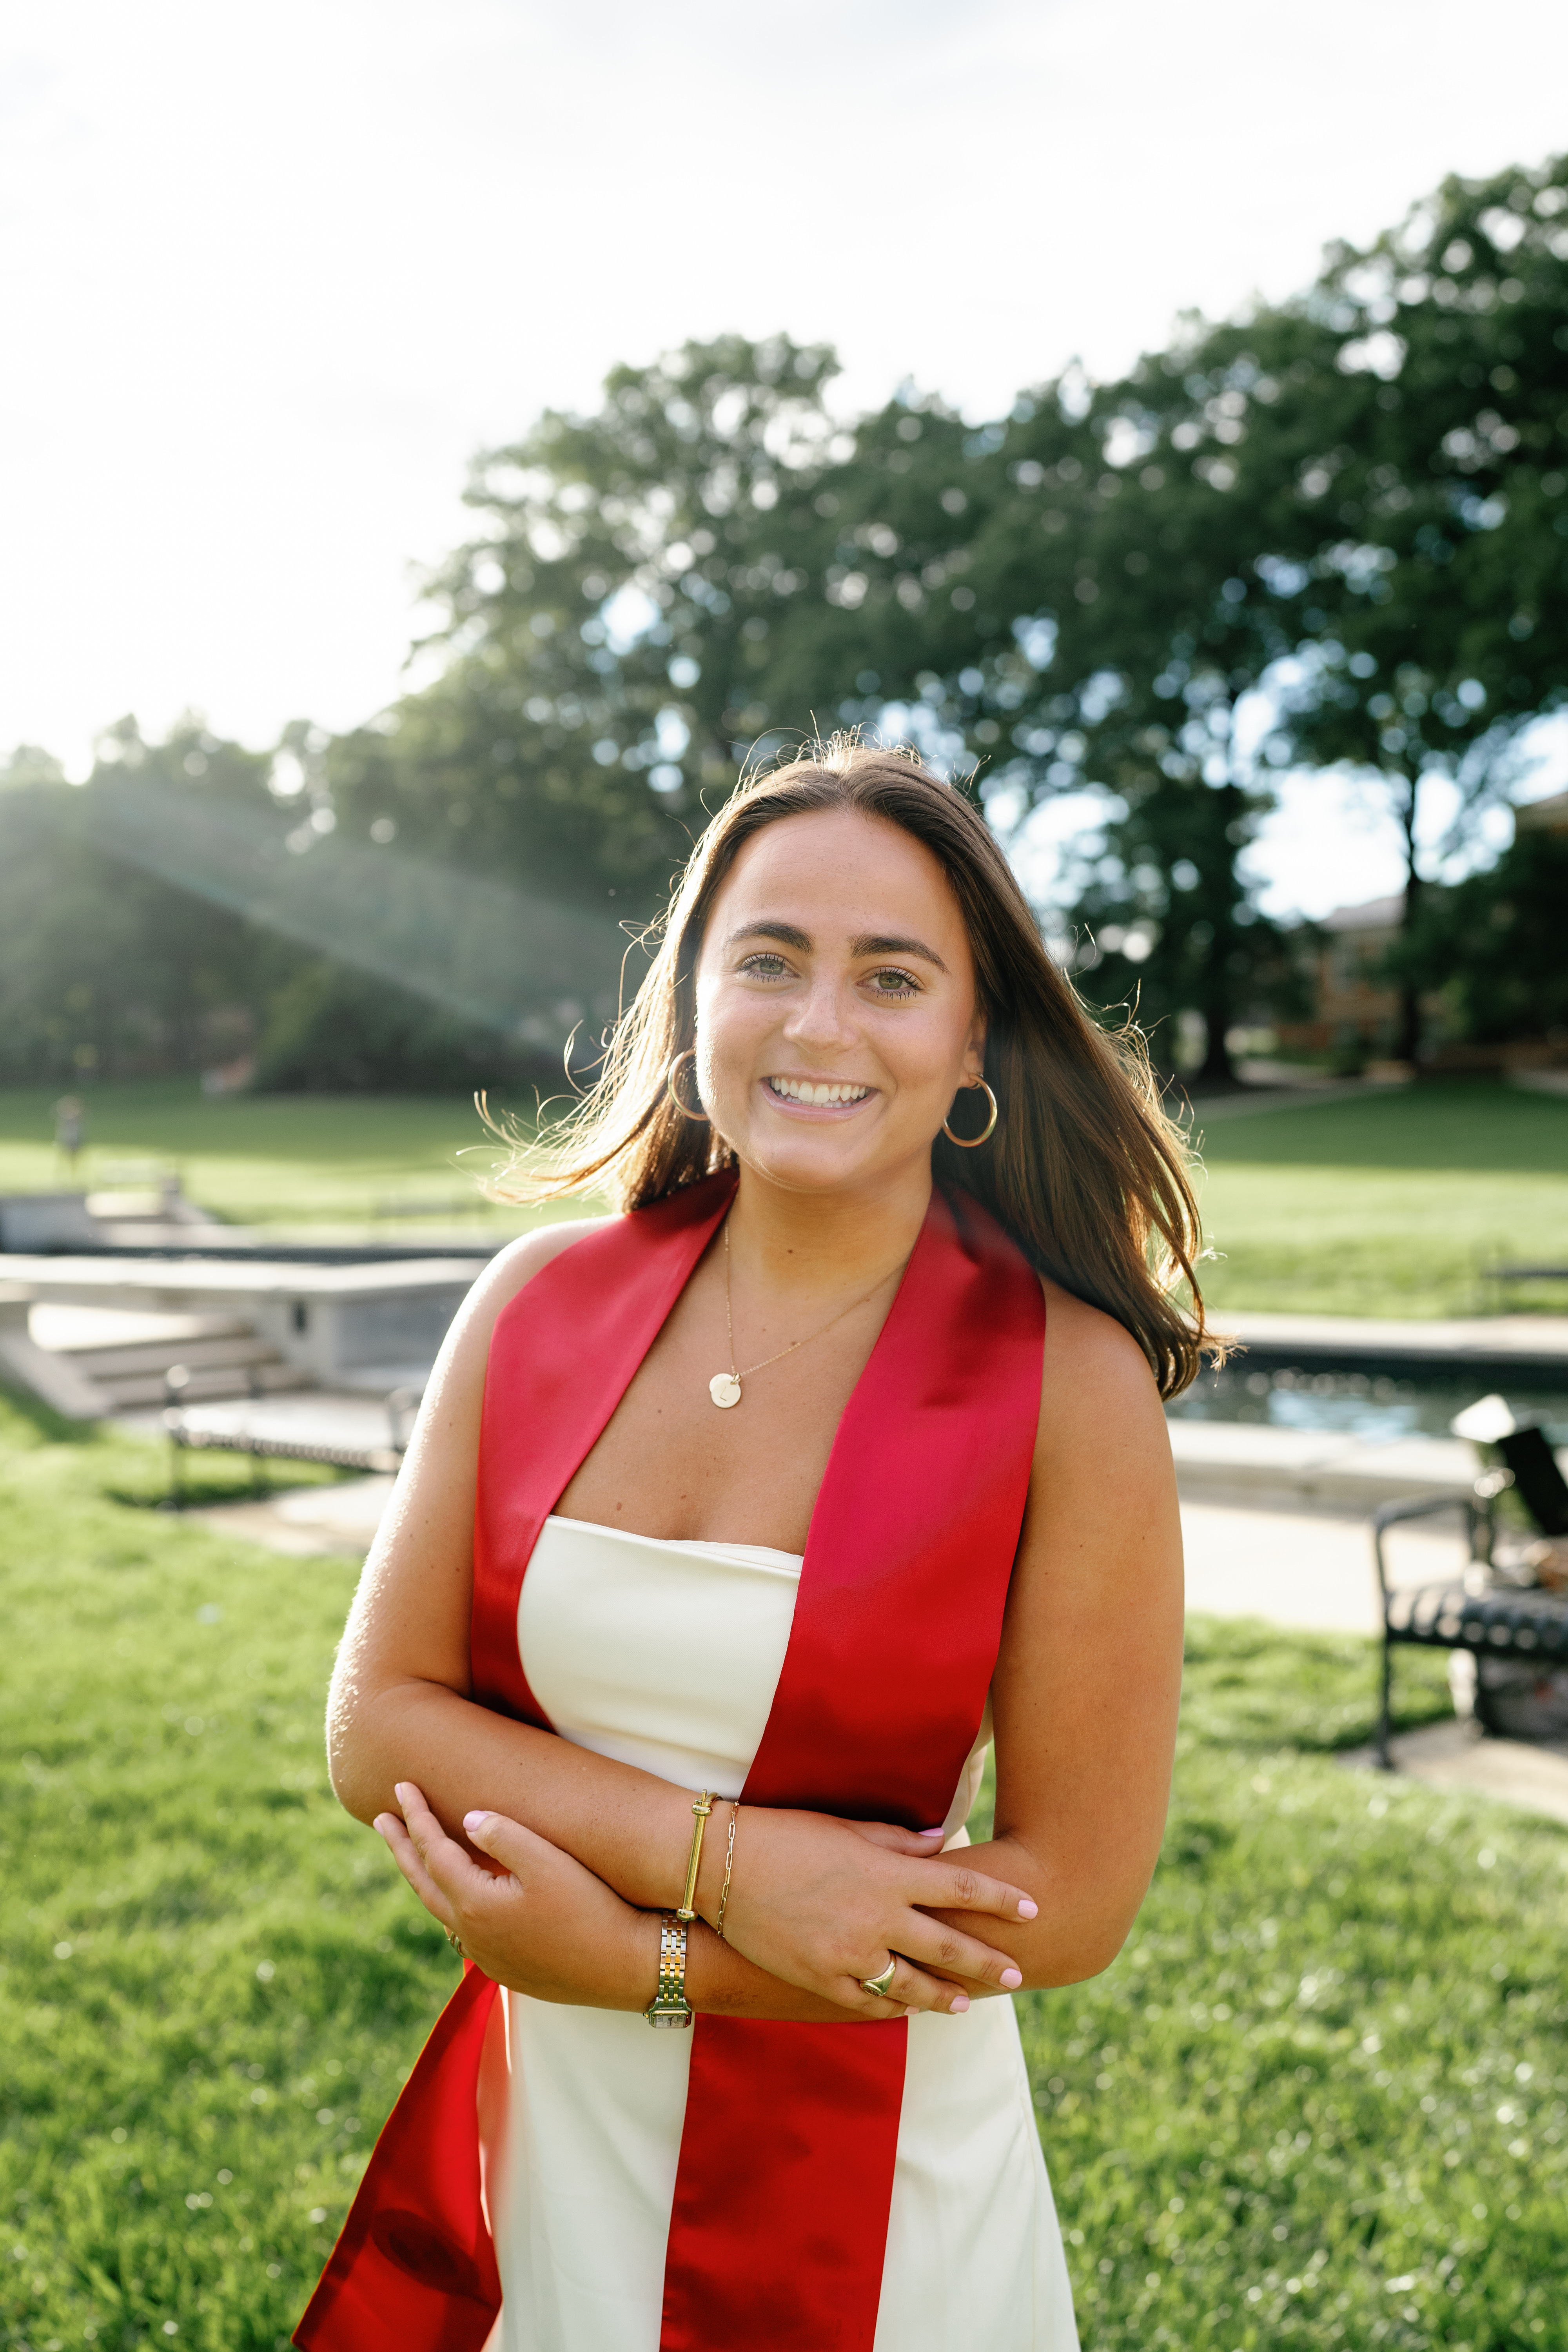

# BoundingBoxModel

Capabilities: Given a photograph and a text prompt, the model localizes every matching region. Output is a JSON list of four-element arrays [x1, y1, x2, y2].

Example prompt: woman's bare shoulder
[[1035, 1274, 1169, 1461], [468, 1211, 621, 1320], [486, 1210, 621, 1287], [1007, 1276, 1180, 1624], [430, 1212, 621, 1394]]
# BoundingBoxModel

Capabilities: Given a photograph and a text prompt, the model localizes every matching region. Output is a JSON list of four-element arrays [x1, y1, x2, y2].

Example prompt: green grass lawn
[[4, 1396, 1564, 2351], [1193, 1080, 1568, 1320], [0, 1082, 560, 1231], [2, 1073, 1564, 1315]]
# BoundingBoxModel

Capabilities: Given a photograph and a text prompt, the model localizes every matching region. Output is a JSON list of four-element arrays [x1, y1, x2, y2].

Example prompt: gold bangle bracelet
[[715, 1801, 738, 1941], [675, 1791, 715, 1922]]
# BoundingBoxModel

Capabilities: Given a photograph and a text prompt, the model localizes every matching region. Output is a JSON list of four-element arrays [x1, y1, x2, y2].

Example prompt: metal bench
[[1372, 1425, 1568, 1767], [161, 1363, 422, 1506]]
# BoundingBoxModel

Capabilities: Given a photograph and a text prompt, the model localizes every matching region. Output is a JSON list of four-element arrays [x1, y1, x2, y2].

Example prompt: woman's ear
[[963, 1005, 988, 1084]]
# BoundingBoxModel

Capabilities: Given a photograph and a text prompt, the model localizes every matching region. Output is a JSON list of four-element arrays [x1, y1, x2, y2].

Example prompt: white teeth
[[769, 1077, 870, 1106]]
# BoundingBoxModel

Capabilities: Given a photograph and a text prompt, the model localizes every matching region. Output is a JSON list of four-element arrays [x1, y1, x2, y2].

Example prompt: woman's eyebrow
[[725, 920, 813, 952], [851, 932, 949, 972]]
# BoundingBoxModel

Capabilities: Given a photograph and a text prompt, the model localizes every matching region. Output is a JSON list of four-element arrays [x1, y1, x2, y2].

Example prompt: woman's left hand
[[377, 1782, 658, 2010]]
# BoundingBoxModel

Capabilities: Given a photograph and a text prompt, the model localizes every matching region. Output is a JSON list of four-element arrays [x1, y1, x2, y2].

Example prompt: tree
[[903, 153, 1568, 1078], [13, 163, 1568, 1099], [0, 719, 297, 1085], [1232, 152, 1568, 1060], [323, 337, 866, 907], [982, 370, 1304, 1082], [1394, 817, 1568, 1050], [836, 359, 1294, 1083], [287, 338, 1029, 1087]]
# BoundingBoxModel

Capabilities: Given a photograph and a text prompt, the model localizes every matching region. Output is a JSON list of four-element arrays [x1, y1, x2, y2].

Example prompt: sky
[[4, 0, 1568, 918]]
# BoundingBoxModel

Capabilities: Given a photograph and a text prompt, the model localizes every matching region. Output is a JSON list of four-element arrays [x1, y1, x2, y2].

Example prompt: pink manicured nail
[[949, 1995, 970, 2013], [1018, 1899, 1038, 1920], [1000, 1967, 1023, 1989], [372, 1816, 391, 1838], [918, 1827, 946, 1838], [463, 1811, 492, 1835], [393, 1783, 410, 1805]]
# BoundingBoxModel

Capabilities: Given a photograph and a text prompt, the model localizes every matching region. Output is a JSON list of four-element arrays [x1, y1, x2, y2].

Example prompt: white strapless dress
[[476, 1515, 1079, 2352]]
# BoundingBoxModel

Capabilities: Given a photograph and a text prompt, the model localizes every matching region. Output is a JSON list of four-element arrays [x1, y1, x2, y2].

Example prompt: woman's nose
[[782, 975, 856, 1047]]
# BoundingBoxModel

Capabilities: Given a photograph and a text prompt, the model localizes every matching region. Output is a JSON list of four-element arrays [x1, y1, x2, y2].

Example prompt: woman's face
[[692, 807, 986, 1198]]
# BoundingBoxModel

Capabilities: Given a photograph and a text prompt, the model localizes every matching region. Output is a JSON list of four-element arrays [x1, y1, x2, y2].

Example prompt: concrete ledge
[[1169, 1418, 1479, 1506], [3, 1253, 483, 1389], [1221, 1309, 1568, 1377]]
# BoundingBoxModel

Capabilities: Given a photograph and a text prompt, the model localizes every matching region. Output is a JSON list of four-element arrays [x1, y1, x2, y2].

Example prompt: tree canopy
[[4, 157, 1566, 1091]]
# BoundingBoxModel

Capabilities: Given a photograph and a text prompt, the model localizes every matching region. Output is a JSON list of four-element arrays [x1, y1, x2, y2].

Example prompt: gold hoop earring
[[942, 1078, 998, 1149], [665, 1049, 709, 1122]]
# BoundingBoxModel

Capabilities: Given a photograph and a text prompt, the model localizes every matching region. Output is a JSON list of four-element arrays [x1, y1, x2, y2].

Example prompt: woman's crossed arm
[[330, 1226, 1036, 2023], [329, 1233, 1181, 2020]]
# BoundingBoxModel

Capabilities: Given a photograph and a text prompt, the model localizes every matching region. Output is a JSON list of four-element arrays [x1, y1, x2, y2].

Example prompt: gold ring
[[860, 1958, 898, 1999], [445, 1928, 466, 1957]]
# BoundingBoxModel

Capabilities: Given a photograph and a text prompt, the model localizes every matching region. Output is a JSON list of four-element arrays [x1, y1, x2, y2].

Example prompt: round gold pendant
[[709, 1372, 742, 1409]]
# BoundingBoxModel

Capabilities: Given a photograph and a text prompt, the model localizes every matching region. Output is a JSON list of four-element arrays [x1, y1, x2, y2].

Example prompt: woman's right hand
[[700, 1806, 1037, 2017]]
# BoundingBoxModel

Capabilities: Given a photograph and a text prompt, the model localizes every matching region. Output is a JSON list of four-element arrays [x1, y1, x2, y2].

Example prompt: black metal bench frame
[[160, 1367, 420, 1507], [1373, 1479, 1568, 1767]]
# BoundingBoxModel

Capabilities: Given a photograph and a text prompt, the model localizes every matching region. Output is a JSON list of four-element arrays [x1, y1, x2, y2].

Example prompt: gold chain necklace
[[708, 1221, 900, 1410]]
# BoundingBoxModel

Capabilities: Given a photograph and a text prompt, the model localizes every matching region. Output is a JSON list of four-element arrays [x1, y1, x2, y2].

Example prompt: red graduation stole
[[296, 1170, 1044, 2352]]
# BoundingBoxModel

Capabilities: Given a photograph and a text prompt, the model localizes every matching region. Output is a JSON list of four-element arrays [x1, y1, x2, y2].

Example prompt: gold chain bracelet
[[715, 1801, 739, 1941]]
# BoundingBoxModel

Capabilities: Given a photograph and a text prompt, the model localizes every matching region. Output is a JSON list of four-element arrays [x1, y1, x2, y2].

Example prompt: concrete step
[[58, 1334, 283, 1379], [0, 1305, 114, 1417], [101, 1359, 313, 1409], [16, 1299, 311, 1414], [29, 1304, 254, 1353]]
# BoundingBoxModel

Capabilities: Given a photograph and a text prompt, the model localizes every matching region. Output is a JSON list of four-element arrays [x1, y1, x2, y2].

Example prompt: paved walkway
[[1340, 1719, 1568, 1827], [1180, 1494, 1458, 1634], [1177, 1078, 1374, 1122], [194, 1481, 1472, 1637], [190, 1474, 1568, 1828], [189, 1472, 395, 1557], [198, 1478, 1428, 1624]]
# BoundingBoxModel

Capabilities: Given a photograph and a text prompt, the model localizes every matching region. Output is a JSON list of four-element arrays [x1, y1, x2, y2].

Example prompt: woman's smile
[[763, 1074, 876, 1113]]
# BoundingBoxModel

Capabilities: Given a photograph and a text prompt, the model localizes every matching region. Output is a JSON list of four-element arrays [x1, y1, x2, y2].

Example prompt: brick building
[[1278, 895, 1406, 1066]]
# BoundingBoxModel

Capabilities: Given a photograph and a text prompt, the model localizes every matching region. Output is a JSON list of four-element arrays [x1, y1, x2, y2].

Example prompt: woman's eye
[[867, 967, 919, 997], [738, 953, 790, 980]]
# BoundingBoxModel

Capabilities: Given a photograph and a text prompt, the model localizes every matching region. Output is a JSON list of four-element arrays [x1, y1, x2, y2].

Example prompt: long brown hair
[[491, 739, 1214, 1397]]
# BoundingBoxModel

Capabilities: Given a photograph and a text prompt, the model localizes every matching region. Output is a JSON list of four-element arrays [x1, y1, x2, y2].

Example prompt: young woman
[[300, 741, 1203, 2352]]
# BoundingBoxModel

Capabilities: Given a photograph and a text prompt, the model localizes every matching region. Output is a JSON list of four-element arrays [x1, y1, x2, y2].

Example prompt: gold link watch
[[645, 1913, 693, 2029]]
